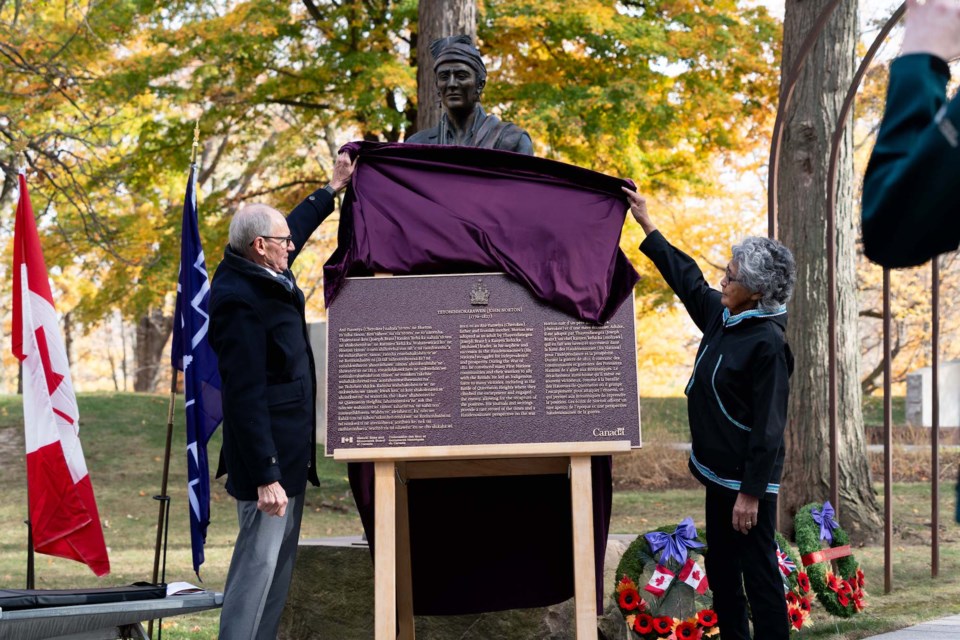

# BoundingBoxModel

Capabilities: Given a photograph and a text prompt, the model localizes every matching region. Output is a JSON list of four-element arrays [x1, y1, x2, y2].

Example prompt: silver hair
[[730, 236, 796, 313], [229, 204, 278, 254]]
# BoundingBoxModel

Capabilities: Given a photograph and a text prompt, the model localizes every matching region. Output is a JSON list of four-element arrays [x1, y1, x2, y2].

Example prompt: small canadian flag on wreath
[[677, 557, 710, 595], [644, 565, 675, 597]]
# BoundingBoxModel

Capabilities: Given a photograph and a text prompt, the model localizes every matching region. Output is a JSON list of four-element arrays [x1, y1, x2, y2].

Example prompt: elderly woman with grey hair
[[624, 187, 795, 639]]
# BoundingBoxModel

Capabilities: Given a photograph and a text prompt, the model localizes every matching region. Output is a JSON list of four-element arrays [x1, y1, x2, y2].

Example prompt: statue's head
[[430, 35, 486, 114]]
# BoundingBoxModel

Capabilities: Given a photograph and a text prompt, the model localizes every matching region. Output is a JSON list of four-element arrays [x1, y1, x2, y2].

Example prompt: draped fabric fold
[[325, 141, 639, 323]]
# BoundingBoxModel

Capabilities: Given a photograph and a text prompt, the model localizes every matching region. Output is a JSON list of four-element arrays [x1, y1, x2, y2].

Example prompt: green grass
[[0, 393, 361, 638], [0, 393, 956, 639], [861, 396, 908, 427], [644, 396, 912, 442]]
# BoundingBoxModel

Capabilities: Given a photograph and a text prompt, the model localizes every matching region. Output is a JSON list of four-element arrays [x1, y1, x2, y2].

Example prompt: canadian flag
[[677, 557, 709, 594], [644, 564, 675, 597], [12, 172, 110, 576]]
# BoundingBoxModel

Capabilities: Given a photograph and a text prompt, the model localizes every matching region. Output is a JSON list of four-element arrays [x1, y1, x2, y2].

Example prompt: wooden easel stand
[[336, 441, 631, 640]]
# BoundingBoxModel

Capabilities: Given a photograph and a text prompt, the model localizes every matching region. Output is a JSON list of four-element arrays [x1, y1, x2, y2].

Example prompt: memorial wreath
[[614, 518, 716, 639], [615, 519, 816, 638], [793, 501, 867, 617], [774, 531, 814, 630]]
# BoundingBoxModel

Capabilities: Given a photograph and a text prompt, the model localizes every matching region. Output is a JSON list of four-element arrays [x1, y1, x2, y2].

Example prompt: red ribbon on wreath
[[801, 545, 852, 567]]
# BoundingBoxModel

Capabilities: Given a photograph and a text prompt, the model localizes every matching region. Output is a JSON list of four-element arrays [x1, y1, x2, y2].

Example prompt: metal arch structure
[[765, 2, 941, 595]]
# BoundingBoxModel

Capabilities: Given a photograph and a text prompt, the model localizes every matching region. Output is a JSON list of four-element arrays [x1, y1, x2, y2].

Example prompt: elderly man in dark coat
[[210, 153, 354, 639]]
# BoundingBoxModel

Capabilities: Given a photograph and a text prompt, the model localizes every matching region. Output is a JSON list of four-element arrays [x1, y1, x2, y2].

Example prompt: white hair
[[731, 236, 796, 312], [229, 204, 280, 253]]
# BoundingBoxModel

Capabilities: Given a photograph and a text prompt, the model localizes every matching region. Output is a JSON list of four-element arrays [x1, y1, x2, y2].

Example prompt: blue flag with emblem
[[171, 164, 223, 578]]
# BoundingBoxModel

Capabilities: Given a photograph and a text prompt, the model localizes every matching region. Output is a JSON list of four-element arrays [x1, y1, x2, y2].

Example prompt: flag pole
[[14, 139, 36, 590], [147, 369, 177, 640], [148, 120, 201, 640]]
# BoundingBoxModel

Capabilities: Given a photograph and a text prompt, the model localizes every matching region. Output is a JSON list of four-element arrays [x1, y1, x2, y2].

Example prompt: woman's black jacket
[[640, 231, 793, 499]]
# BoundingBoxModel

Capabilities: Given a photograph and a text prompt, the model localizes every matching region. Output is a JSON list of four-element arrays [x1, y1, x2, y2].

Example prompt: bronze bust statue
[[406, 35, 533, 155]]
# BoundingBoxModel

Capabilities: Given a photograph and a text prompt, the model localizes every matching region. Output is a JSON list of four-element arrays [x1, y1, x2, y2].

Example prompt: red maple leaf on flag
[[655, 576, 665, 586], [692, 570, 701, 580]]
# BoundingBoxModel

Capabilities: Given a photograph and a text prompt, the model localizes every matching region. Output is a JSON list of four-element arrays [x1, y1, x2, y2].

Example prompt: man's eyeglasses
[[251, 235, 294, 248]]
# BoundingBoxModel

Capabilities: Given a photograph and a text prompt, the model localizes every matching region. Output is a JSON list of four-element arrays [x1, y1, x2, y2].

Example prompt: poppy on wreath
[[797, 572, 811, 593], [674, 620, 702, 639], [825, 572, 841, 592], [696, 609, 718, 628], [652, 616, 674, 634], [852, 589, 866, 612], [788, 606, 805, 630], [618, 587, 643, 611], [798, 596, 811, 614], [856, 567, 866, 588], [786, 591, 799, 606], [633, 613, 654, 634]]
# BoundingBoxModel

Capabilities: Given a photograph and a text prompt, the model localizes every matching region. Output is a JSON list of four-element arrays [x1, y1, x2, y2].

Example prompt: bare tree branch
[[265, 98, 332, 111], [238, 179, 325, 200], [301, 0, 323, 22], [861, 329, 903, 395]]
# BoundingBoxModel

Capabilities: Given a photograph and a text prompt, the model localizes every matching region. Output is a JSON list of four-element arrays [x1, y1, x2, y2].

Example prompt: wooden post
[[338, 443, 628, 640], [570, 456, 598, 640], [374, 461, 398, 640], [396, 464, 416, 640]]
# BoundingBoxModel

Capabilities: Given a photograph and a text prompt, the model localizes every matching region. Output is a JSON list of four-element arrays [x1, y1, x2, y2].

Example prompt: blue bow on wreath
[[644, 517, 704, 565], [812, 501, 840, 544]]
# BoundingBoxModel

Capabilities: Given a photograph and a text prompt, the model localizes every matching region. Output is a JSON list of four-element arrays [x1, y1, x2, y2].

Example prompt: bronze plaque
[[325, 273, 640, 454]]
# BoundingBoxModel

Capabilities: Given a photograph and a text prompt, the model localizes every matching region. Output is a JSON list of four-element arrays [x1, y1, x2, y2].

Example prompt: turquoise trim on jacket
[[722, 305, 787, 328], [690, 453, 780, 495], [685, 345, 709, 396], [711, 355, 751, 432]]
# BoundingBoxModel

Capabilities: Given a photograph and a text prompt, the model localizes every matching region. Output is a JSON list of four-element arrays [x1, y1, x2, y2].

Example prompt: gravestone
[[905, 359, 960, 427]]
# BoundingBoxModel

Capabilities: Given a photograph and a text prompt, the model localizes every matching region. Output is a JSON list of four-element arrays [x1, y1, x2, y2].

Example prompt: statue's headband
[[430, 35, 487, 85]]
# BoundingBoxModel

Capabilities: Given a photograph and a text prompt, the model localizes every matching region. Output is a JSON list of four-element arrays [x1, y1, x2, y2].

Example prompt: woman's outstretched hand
[[622, 186, 657, 236]]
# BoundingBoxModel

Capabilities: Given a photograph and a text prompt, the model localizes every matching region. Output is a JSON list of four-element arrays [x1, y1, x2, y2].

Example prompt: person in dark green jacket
[[861, 0, 960, 523]]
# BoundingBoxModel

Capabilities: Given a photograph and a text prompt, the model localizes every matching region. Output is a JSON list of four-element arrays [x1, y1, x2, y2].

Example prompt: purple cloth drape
[[330, 142, 633, 615], [325, 141, 639, 323]]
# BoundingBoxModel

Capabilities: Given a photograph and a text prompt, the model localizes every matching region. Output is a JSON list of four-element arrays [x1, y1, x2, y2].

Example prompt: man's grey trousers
[[219, 493, 304, 640]]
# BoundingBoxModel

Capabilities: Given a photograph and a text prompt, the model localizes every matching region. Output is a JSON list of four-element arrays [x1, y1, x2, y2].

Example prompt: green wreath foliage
[[775, 530, 816, 629], [794, 502, 866, 618], [774, 531, 803, 592]]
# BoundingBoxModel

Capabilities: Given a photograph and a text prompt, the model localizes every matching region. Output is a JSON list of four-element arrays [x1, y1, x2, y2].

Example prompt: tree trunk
[[63, 311, 73, 367], [121, 315, 129, 392], [778, 0, 882, 539], [415, 0, 477, 133], [134, 308, 173, 393]]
